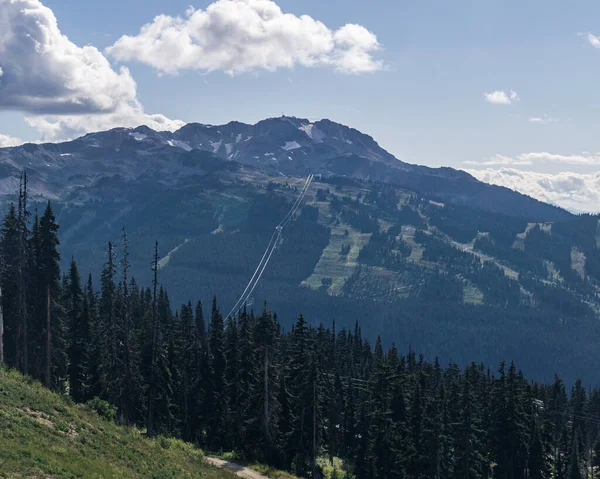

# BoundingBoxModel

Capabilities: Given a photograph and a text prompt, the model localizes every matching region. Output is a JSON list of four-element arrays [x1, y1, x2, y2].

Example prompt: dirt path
[[205, 457, 267, 479]]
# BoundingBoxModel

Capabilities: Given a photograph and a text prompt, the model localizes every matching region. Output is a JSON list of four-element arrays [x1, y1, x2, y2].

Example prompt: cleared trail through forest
[[205, 457, 267, 479]]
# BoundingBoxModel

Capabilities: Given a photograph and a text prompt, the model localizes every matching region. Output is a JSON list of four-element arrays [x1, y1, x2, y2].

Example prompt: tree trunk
[[45, 286, 51, 388]]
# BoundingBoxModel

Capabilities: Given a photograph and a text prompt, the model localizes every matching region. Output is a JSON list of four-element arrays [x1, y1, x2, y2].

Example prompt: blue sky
[[2, 0, 600, 211]]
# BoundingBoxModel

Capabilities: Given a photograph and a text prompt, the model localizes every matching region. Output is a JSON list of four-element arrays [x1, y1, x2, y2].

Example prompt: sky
[[2, 0, 600, 212]]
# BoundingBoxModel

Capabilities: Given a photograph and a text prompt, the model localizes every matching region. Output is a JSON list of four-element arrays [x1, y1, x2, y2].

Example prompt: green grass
[[301, 212, 371, 295], [400, 225, 423, 263], [463, 282, 484, 305], [0, 367, 236, 479], [316, 456, 354, 479]]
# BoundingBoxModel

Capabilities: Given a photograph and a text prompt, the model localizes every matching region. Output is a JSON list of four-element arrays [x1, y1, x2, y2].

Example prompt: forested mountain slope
[[0, 118, 598, 384]]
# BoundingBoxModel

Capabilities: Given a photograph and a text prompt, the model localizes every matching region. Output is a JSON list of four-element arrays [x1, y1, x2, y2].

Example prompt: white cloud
[[106, 0, 384, 75], [466, 168, 600, 213], [465, 151, 600, 167], [0, 134, 22, 148], [464, 154, 533, 167], [529, 115, 558, 123], [582, 32, 600, 48], [25, 105, 184, 143], [484, 89, 519, 105], [0, 0, 183, 141]]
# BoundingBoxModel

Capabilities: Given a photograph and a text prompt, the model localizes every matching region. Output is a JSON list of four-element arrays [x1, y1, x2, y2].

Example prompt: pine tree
[[453, 366, 484, 479], [0, 204, 19, 368], [17, 172, 30, 376], [354, 404, 372, 479], [528, 418, 548, 479], [38, 201, 61, 388], [225, 311, 241, 449], [288, 315, 313, 476], [117, 228, 143, 425], [206, 296, 227, 450], [246, 305, 282, 464], [173, 302, 201, 442], [66, 258, 88, 402], [569, 435, 583, 479], [97, 242, 120, 405], [147, 242, 160, 436]]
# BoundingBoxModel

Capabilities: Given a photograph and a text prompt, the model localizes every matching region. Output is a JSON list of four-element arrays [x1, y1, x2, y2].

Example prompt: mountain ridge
[[0, 116, 570, 222]]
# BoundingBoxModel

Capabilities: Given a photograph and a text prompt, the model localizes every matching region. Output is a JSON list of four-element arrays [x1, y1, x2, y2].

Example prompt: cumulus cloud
[[582, 32, 600, 48], [464, 154, 533, 167], [0, 134, 22, 148], [465, 151, 600, 167], [106, 0, 384, 75], [484, 90, 519, 105], [466, 168, 600, 213], [0, 0, 183, 141]]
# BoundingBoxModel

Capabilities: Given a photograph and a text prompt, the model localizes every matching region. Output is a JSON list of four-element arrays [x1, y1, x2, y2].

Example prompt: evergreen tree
[[0, 204, 20, 368], [206, 296, 227, 450], [97, 242, 120, 405], [38, 201, 61, 388], [174, 302, 201, 442], [66, 258, 88, 402], [117, 228, 143, 425]]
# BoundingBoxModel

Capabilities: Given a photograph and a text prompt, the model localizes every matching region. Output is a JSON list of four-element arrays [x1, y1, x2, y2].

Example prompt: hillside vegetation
[[0, 367, 234, 478]]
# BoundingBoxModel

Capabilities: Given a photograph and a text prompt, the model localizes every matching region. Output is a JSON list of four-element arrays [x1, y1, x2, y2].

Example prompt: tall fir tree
[[206, 296, 227, 450]]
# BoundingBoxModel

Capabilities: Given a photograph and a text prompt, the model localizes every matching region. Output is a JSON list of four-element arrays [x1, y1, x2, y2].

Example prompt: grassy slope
[[0, 367, 235, 479]]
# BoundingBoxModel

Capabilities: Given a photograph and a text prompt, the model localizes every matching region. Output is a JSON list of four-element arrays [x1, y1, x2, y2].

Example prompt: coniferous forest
[[4, 176, 600, 479]]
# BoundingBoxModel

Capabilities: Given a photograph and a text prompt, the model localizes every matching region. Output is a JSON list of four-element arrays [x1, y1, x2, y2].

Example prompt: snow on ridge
[[60, 153, 72, 157], [210, 140, 223, 152], [299, 123, 314, 138], [129, 132, 147, 141], [299, 123, 324, 143], [282, 141, 301, 151], [235, 133, 243, 143], [167, 140, 192, 152]]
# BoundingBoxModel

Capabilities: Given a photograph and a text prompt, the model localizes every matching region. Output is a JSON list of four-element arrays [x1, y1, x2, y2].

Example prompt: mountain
[[0, 116, 568, 221], [0, 116, 598, 384]]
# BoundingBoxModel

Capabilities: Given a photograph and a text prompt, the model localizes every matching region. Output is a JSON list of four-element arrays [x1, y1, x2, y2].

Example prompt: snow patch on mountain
[[282, 141, 301, 151], [210, 140, 222, 152], [299, 123, 324, 143], [129, 132, 147, 141], [167, 140, 193, 151]]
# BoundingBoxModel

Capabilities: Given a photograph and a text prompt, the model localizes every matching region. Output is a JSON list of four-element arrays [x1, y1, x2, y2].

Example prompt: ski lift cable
[[224, 175, 311, 320], [240, 230, 282, 306], [225, 175, 313, 320], [224, 229, 280, 320], [239, 176, 313, 310], [277, 174, 312, 228]]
